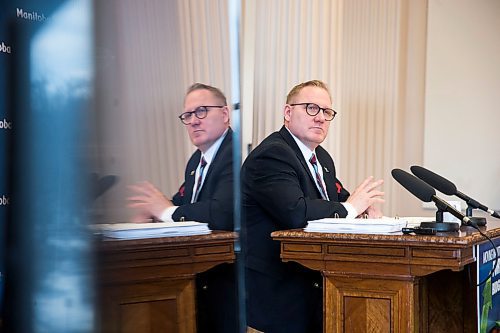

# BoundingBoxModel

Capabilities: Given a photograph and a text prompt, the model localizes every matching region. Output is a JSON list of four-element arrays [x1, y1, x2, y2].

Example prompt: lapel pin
[[324, 167, 330, 173], [190, 170, 195, 176]]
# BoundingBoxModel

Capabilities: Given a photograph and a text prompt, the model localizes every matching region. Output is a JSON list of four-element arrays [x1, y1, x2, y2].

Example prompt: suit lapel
[[278, 126, 319, 193], [184, 150, 200, 204], [191, 128, 233, 201]]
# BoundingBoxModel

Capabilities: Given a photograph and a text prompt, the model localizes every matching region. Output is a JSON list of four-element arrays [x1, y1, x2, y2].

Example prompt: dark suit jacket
[[171, 128, 237, 333], [171, 128, 233, 231], [242, 126, 350, 333]]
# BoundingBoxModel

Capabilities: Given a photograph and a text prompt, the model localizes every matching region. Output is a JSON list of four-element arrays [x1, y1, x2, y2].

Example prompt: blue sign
[[478, 239, 500, 333]]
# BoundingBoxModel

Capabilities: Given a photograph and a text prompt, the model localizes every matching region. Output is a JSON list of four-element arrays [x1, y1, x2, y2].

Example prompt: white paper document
[[400, 216, 436, 228], [305, 217, 410, 234], [90, 221, 211, 239]]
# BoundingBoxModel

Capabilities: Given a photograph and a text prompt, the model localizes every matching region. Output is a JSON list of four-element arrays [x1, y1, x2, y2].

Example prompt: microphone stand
[[465, 204, 487, 226], [420, 200, 460, 232]]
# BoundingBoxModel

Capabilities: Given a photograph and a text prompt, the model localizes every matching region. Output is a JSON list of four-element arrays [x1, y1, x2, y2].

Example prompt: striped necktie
[[193, 156, 207, 202], [309, 153, 328, 200]]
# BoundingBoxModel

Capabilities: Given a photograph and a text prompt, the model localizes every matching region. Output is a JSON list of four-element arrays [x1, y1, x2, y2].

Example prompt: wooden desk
[[96, 231, 236, 333], [272, 220, 500, 333]]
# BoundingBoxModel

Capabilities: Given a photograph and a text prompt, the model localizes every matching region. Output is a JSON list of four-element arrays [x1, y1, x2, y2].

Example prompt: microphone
[[410, 165, 498, 221], [90, 173, 118, 200], [391, 169, 473, 231]]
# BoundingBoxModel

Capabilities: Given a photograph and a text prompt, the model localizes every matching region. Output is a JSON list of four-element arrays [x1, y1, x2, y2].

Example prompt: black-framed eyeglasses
[[289, 103, 337, 121], [178, 105, 225, 125]]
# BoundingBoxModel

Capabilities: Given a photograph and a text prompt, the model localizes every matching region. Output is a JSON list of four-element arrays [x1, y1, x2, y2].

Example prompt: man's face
[[183, 89, 229, 152], [284, 86, 332, 150]]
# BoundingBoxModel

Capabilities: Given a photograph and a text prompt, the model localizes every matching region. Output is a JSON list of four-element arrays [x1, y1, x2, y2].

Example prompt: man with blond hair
[[242, 80, 384, 332], [128, 83, 237, 333]]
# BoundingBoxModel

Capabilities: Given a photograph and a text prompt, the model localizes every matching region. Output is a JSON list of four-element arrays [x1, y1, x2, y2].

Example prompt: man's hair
[[186, 83, 228, 106], [286, 80, 332, 104]]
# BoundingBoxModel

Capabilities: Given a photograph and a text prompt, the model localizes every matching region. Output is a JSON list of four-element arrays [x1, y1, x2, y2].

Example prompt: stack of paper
[[90, 221, 211, 239], [305, 217, 408, 234], [401, 216, 436, 228]]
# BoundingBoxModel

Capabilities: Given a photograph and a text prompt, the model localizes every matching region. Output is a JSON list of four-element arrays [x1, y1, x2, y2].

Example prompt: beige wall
[[93, 0, 498, 222], [424, 0, 500, 211]]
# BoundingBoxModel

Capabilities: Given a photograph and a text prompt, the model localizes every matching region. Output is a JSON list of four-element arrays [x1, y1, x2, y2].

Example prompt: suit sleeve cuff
[[341, 202, 358, 218], [160, 206, 178, 222]]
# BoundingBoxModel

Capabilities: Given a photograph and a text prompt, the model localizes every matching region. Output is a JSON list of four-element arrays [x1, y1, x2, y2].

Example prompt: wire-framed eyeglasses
[[179, 105, 225, 125], [289, 103, 337, 121]]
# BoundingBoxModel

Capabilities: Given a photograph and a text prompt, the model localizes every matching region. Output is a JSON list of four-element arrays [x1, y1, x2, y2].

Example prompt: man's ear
[[283, 104, 292, 122], [222, 106, 230, 123]]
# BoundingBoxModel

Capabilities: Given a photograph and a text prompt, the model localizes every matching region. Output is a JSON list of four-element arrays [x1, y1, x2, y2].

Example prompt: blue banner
[[0, 0, 15, 319], [478, 239, 500, 332]]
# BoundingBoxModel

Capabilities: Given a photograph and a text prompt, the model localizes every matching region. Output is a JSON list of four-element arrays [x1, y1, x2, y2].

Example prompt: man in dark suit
[[242, 80, 384, 333], [128, 83, 237, 333]]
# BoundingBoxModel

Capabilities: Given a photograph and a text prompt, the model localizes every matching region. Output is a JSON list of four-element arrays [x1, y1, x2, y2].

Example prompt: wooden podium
[[95, 231, 236, 333], [272, 220, 500, 332]]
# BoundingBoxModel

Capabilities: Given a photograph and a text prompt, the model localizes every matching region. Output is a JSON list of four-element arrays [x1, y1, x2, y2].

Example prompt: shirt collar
[[285, 126, 316, 162]]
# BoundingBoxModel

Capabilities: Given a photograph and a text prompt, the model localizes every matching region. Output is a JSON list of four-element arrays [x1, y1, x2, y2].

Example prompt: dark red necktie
[[309, 153, 328, 200], [193, 156, 207, 202]]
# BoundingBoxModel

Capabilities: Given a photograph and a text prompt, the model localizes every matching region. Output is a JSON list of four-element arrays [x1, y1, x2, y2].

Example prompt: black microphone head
[[391, 168, 436, 202], [410, 165, 457, 195], [90, 173, 119, 200]]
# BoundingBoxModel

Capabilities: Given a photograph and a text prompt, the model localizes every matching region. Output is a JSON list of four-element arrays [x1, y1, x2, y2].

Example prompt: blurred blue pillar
[[228, 0, 247, 332], [4, 1, 95, 332]]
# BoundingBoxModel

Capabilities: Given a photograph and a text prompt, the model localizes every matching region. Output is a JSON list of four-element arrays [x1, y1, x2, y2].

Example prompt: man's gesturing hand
[[346, 176, 385, 217], [127, 181, 173, 222]]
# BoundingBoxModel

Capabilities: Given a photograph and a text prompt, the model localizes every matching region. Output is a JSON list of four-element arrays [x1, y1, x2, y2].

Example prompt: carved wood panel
[[99, 278, 195, 333], [325, 274, 419, 333]]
